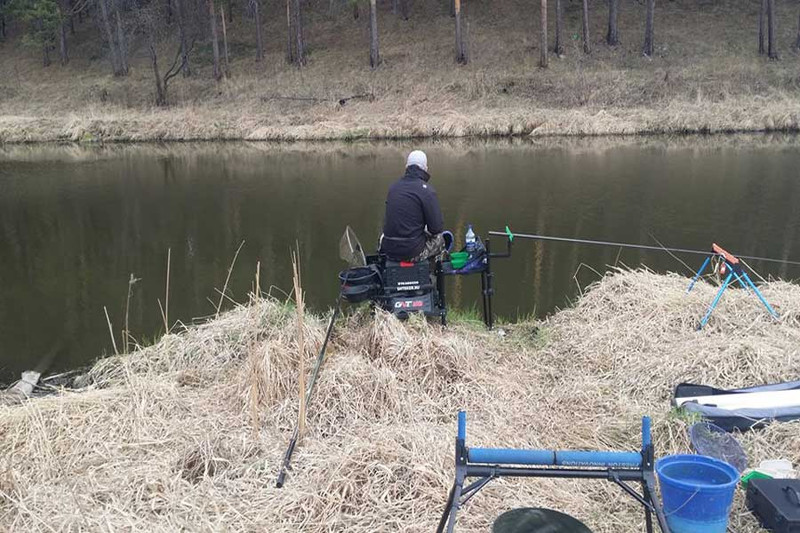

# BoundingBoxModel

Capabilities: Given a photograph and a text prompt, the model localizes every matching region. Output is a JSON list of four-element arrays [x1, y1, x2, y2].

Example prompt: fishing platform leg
[[687, 255, 711, 293], [741, 271, 779, 319], [697, 271, 733, 330]]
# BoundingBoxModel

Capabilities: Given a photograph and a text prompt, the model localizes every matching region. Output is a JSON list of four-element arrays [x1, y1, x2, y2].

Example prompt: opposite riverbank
[[1, 0, 800, 143], [1, 269, 798, 531]]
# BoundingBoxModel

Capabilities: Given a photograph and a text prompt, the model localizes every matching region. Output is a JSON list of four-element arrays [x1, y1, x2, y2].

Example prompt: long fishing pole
[[276, 302, 340, 488], [488, 230, 800, 267]]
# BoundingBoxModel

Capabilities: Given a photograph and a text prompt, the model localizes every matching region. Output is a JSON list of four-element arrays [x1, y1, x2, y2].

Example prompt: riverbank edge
[[0, 269, 797, 532], [3, 99, 800, 143]]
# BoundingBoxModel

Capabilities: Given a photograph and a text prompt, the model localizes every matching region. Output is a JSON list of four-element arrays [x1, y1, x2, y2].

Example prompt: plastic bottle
[[465, 225, 476, 252]]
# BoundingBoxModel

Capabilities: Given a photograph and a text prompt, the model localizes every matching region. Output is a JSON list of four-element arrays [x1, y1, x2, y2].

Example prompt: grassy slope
[[1, 0, 799, 141], [1, 270, 799, 531]]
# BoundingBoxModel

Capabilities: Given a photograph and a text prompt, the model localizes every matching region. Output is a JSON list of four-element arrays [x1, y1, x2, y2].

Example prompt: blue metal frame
[[688, 250, 779, 330], [436, 411, 670, 533]]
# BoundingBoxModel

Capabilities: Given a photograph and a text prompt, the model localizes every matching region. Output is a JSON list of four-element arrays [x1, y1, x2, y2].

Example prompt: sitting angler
[[380, 150, 446, 262]]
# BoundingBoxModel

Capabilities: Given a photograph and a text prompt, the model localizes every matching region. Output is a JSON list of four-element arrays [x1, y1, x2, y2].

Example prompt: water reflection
[[1, 136, 800, 382]]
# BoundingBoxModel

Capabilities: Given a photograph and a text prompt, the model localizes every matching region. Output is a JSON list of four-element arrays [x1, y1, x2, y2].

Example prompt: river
[[2, 136, 800, 383]]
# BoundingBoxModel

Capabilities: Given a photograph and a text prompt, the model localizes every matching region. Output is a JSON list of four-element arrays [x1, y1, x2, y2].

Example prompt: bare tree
[[208, 0, 222, 79], [607, 0, 618, 45], [540, 0, 547, 67], [138, 0, 193, 106], [369, 0, 380, 67], [643, 0, 655, 56], [554, 0, 563, 55], [758, 0, 766, 54], [767, 0, 778, 59], [582, 0, 590, 53], [455, 0, 466, 63]]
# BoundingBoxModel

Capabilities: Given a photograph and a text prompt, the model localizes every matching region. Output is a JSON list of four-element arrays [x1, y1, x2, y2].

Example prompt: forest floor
[[1, 269, 799, 530], [1, 0, 800, 142]]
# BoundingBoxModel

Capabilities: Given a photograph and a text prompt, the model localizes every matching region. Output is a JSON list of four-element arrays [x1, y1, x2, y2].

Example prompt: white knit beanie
[[406, 150, 428, 172]]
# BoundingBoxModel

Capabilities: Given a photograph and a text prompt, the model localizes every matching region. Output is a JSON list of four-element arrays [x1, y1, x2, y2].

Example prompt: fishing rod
[[276, 302, 340, 488], [487, 229, 800, 267], [276, 227, 366, 488]]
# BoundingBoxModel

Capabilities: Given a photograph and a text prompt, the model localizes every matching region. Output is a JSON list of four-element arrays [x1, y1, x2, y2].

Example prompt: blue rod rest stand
[[687, 243, 779, 330], [436, 411, 670, 533]]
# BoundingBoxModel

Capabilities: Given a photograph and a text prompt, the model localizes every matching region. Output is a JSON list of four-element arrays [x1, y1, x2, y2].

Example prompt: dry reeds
[[1, 269, 798, 531]]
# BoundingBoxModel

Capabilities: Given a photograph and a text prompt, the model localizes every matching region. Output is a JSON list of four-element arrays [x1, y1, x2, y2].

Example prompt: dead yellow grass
[[1, 269, 799, 531], [0, 0, 799, 141]]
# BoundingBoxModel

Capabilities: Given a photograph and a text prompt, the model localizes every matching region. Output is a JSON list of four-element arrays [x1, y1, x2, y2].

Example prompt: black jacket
[[380, 165, 444, 260]]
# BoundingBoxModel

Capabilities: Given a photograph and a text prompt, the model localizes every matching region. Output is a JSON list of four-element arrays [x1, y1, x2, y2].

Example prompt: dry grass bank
[[1, 269, 799, 531], [1, 0, 800, 142]]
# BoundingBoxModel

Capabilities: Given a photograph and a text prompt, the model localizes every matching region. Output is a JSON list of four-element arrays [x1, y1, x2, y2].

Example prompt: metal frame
[[687, 243, 779, 330], [436, 411, 670, 533], [442, 233, 513, 330]]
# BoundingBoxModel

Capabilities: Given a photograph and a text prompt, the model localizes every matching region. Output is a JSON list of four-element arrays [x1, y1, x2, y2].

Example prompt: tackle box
[[746, 478, 800, 532]]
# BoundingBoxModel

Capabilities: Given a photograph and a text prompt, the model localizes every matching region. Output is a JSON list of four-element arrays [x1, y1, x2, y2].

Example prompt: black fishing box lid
[[746, 478, 800, 532]]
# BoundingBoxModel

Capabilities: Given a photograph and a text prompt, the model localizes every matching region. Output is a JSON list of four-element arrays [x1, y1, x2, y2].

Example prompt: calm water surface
[[2, 136, 800, 382]]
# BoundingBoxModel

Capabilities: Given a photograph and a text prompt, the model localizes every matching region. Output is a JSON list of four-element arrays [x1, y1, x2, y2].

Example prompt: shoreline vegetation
[[1, 269, 798, 531], [2, 0, 800, 143]]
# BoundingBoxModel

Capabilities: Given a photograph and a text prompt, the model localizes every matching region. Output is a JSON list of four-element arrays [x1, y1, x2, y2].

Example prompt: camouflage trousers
[[410, 233, 446, 263]]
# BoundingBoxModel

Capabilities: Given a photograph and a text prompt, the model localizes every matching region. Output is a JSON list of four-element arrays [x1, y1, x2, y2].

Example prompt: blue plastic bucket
[[656, 454, 740, 533]]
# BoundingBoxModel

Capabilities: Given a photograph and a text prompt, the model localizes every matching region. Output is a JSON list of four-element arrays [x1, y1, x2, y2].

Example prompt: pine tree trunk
[[149, 41, 167, 106], [399, 0, 408, 19], [539, 0, 547, 67], [175, 0, 191, 76], [392, 0, 397, 15], [796, 10, 800, 49], [455, 0, 466, 63], [353, 2, 359, 19], [450, 0, 455, 17], [286, 0, 294, 63], [759, 0, 766, 54], [59, 21, 69, 65], [369, 0, 380, 68], [220, 5, 230, 77], [582, 0, 590, 53], [166, 0, 172, 24], [643, 0, 655, 56], [99, 0, 123, 75], [554, 0, 563, 55], [115, 7, 128, 74], [208, 0, 222, 79], [767, 0, 777, 59], [227, 0, 232, 22], [42, 39, 51, 66], [607, 0, 618, 45], [293, 0, 305, 65], [254, 0, 264, 61], [68, 0, 75, 34]]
